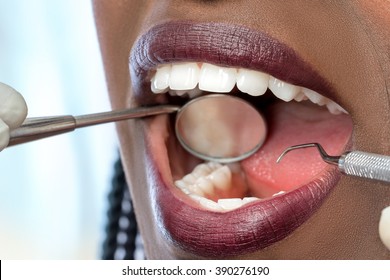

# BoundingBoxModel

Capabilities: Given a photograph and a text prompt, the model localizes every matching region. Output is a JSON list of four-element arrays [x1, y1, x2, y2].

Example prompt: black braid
[[102, 157, 141, 259]]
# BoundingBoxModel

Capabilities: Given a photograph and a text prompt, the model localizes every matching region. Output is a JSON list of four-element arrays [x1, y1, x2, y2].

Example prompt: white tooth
[[177, 183, 206, 196], [326, 102, 340, 114], [175, 180, 186, 189], [175, 181, 191, 195], [151, 83, 169, 94], [208, 166, 232, 190], [168, 89, 188, 96], [339, 106, 348, 114], [169, 62, 200, 90], [185, 184, 206, 196], [189, 194, 202, 202], [192, 162, 219, 177], [272, 191, 286, 197], [269, 77, 300, 102], [182, 173, 197, 184], [379, 206, 390, 251], [187, 86, 203, 98], [151, 64, 171, 94], [302, 87, 327, 105], [208, 161, 223, 170], [175, 179, 195, 195], [199, 63, 237, 92], [236, 69, 269, 96], [175, 162, 231, 197], [180, 188, 191, 195], [199, 197, 223, 211], [217, 198, 243, 210], [242, 197, 260, 204], [326, 101, 348, 115], [299, 86, 348, 114], [195, 177, 214, 195], [294, 92, 307, 102]]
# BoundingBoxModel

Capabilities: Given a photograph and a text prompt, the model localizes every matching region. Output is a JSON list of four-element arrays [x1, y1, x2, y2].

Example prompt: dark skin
[[93, 0, 390, 259]]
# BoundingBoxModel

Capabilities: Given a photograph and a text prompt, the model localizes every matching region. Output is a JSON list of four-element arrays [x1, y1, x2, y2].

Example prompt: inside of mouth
[[148, 62, 353, 211], [167, 89, 353, 207]]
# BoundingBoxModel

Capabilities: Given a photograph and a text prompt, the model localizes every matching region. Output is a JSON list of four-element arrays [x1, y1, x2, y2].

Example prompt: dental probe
[[276, 143, 390, 184], [8, 94, 267, 163]]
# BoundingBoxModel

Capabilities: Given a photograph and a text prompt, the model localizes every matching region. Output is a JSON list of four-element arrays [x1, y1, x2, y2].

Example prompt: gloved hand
[[0, 82, 28, 151], [379, 206, 390, 251]]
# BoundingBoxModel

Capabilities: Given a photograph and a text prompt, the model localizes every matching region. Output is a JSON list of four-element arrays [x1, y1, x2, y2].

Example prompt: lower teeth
[[174, 161, 284, 211]]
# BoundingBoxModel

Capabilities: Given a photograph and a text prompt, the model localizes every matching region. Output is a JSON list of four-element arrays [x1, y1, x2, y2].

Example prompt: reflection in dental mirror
[[175, 94, 267, 163]]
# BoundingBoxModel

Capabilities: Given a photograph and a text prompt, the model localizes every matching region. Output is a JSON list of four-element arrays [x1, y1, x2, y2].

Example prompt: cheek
[[357, 0, 390, 26], [93, 0, 152, 107], [352, 1, 390, 70]]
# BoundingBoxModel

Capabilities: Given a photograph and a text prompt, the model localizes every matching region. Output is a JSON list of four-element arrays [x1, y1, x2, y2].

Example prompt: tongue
[[241, 101, 353, 197]]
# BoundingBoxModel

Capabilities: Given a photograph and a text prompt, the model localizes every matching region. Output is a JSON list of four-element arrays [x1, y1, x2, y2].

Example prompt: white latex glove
[[0, 82, 28, 150], [379, 206, 390, 251]]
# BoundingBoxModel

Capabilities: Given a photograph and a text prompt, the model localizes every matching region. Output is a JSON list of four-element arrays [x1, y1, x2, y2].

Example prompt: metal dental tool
[[277, 143, 390, 183], [9, 94, 267, 163]]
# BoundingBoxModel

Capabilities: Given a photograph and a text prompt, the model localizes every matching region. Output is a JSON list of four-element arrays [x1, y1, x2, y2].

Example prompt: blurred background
[[0, 1, 118, 258]]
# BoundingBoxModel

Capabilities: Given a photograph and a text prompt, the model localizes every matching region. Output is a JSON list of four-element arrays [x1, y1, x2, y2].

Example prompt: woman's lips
[[130, 21, 336, 106], [130, 21, 350, 257]]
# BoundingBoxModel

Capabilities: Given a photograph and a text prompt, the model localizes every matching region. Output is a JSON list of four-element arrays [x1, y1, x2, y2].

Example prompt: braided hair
[[102, 157, 145, 260]]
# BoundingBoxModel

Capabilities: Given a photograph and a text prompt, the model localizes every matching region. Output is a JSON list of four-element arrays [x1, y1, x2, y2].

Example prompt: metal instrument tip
[[276, 143, 340, 165]]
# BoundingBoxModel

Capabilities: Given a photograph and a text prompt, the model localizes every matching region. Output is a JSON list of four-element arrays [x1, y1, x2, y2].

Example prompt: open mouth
[[130, 21, 353, 258]]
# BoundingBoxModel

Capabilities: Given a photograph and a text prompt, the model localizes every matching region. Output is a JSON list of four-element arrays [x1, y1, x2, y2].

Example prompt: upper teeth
[[150, 62, 347, 115]]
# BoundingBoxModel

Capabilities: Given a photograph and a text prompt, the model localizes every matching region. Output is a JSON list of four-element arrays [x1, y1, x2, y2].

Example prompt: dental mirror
[[175, 94, 267, 163], [9, 94, 267, 163]]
